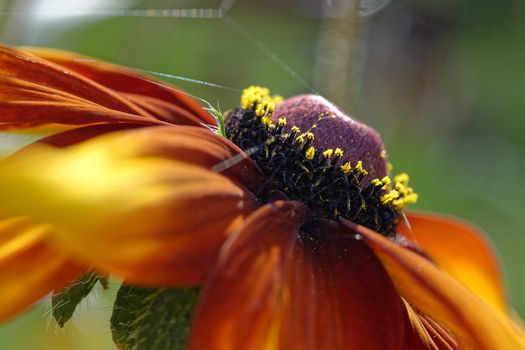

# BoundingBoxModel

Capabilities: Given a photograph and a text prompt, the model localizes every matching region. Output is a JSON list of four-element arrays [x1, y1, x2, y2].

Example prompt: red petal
[[344, 220, 525, 350], [400, 212, 507, 311], [35, 123, 146, 148], [22, 46, 215, 126], [121, 93, 208, 125], [190, 201, 407, 350], [0, 46, 157, 126]]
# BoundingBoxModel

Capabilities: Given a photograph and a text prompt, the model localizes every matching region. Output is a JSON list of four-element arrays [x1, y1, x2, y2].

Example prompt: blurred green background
[[0, 0, 524, 348]]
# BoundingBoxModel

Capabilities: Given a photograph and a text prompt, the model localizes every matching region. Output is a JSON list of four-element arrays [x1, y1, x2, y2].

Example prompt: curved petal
[[190, 201, 407, 350], [342, 219, 525, 350], [403, 299, 457, 350], [35, 123, 146, 148], [0, 217, 85, 322], [121, 92, 208, 126], [0, 45, 166, 130], [0, 126, 260, 285], [21, 46, 216, 127], [399, 212, 507, 312]]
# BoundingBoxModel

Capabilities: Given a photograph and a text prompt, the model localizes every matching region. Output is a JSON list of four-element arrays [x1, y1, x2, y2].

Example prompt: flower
[[0, 45, 524, 349]]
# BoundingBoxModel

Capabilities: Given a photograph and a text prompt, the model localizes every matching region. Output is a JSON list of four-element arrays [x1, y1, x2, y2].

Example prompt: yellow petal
[[0, 126, 259, 286], [0, 217, 84, 322], [343, 220, 525, 350]]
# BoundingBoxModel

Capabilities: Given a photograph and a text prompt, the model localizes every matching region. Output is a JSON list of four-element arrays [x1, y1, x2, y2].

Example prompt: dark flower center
[[225, 86, 417, 236]]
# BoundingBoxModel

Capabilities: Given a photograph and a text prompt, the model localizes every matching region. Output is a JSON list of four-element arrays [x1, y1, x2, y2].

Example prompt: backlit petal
[[0, 217, 84, 322], [343, 220, 525, 350], [21, 46, 216, 126], [121, 92, 209, 125], [0, 45, 165, 130], [403, 299, 457, 350], [34, 124, 145, 148], [190, 201, 407, 350], [0, 126, 260, 286], [399, 212, 507, 311]]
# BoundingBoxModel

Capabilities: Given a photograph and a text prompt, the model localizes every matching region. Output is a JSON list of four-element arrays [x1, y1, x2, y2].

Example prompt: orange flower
[[0, 45, 524, 349]]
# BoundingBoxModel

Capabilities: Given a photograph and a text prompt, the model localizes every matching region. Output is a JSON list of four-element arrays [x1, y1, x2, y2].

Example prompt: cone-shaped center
[[224, 86, 417, 236], [272, 94, 388, 184]]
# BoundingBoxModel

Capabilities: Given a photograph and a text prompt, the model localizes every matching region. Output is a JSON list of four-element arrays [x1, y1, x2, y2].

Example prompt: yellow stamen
[[261, 116, 273, 128], [305, 147, 315, 160], [341, 162, 352, 174], [394, 173, 409, 185], [323, 149, 334, 158], [291, 126, 300, 133], [240, 85, 280, 116], [355, 161, 368, 176], [381, 190, 400, 204], [306, 132, 315, 140], [278, 117, 287, 126], [371, 179, 382, 187], [334, 148, 344, 157]]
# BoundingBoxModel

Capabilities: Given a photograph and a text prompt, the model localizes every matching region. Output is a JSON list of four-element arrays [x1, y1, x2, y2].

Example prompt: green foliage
[[52, 271, 108, 327], [110, 284, 200, 350], [207, 104, 227, 138]]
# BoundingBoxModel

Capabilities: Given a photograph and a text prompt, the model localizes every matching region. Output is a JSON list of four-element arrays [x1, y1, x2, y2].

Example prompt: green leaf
[[52, 271, 108, 327], [111, 284, 200, 350]]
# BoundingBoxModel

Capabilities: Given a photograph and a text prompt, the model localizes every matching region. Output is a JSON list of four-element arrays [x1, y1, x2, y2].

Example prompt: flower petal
[[0, 45, 166, 130], [399, 212, 507, 312], [121, 92, 209, 125], [34, 123, 146, 148], [21, 46, 216, 126], [343, 220, 525, 350], [403, 299, 457, 350], [0, 217, 84, 322], [190, 201, 407, 350], [0, 126, 260, 285]]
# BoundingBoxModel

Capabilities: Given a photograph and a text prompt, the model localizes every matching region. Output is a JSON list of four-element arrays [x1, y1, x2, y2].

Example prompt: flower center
[[225, 86, 418, 236]]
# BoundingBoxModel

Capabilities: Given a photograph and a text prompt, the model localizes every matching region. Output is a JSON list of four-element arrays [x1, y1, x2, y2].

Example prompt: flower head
[[0, 45, 524, 350]]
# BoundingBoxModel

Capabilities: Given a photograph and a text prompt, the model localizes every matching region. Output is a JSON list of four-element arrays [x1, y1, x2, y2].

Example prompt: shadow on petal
[[190, 202, 407, 350]]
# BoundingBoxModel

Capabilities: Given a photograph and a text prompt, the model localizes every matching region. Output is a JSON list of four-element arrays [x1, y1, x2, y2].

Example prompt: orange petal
[[34, 123, 146, 148], [21, 46, 216, 127], [0, 45, 160, 128], [343, 220, 525, 350], [403, 299, 457, 350], [122, 92, 209, 126], [190, 201, 408, 350], [0, 126, 260, 286], [0, 217, 85, 322], [35, 125, 264, 191], [400, 212, 507, 312]]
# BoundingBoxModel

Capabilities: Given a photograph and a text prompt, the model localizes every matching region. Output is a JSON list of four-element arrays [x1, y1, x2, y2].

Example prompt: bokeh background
[[0, 0, 524, 348]]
